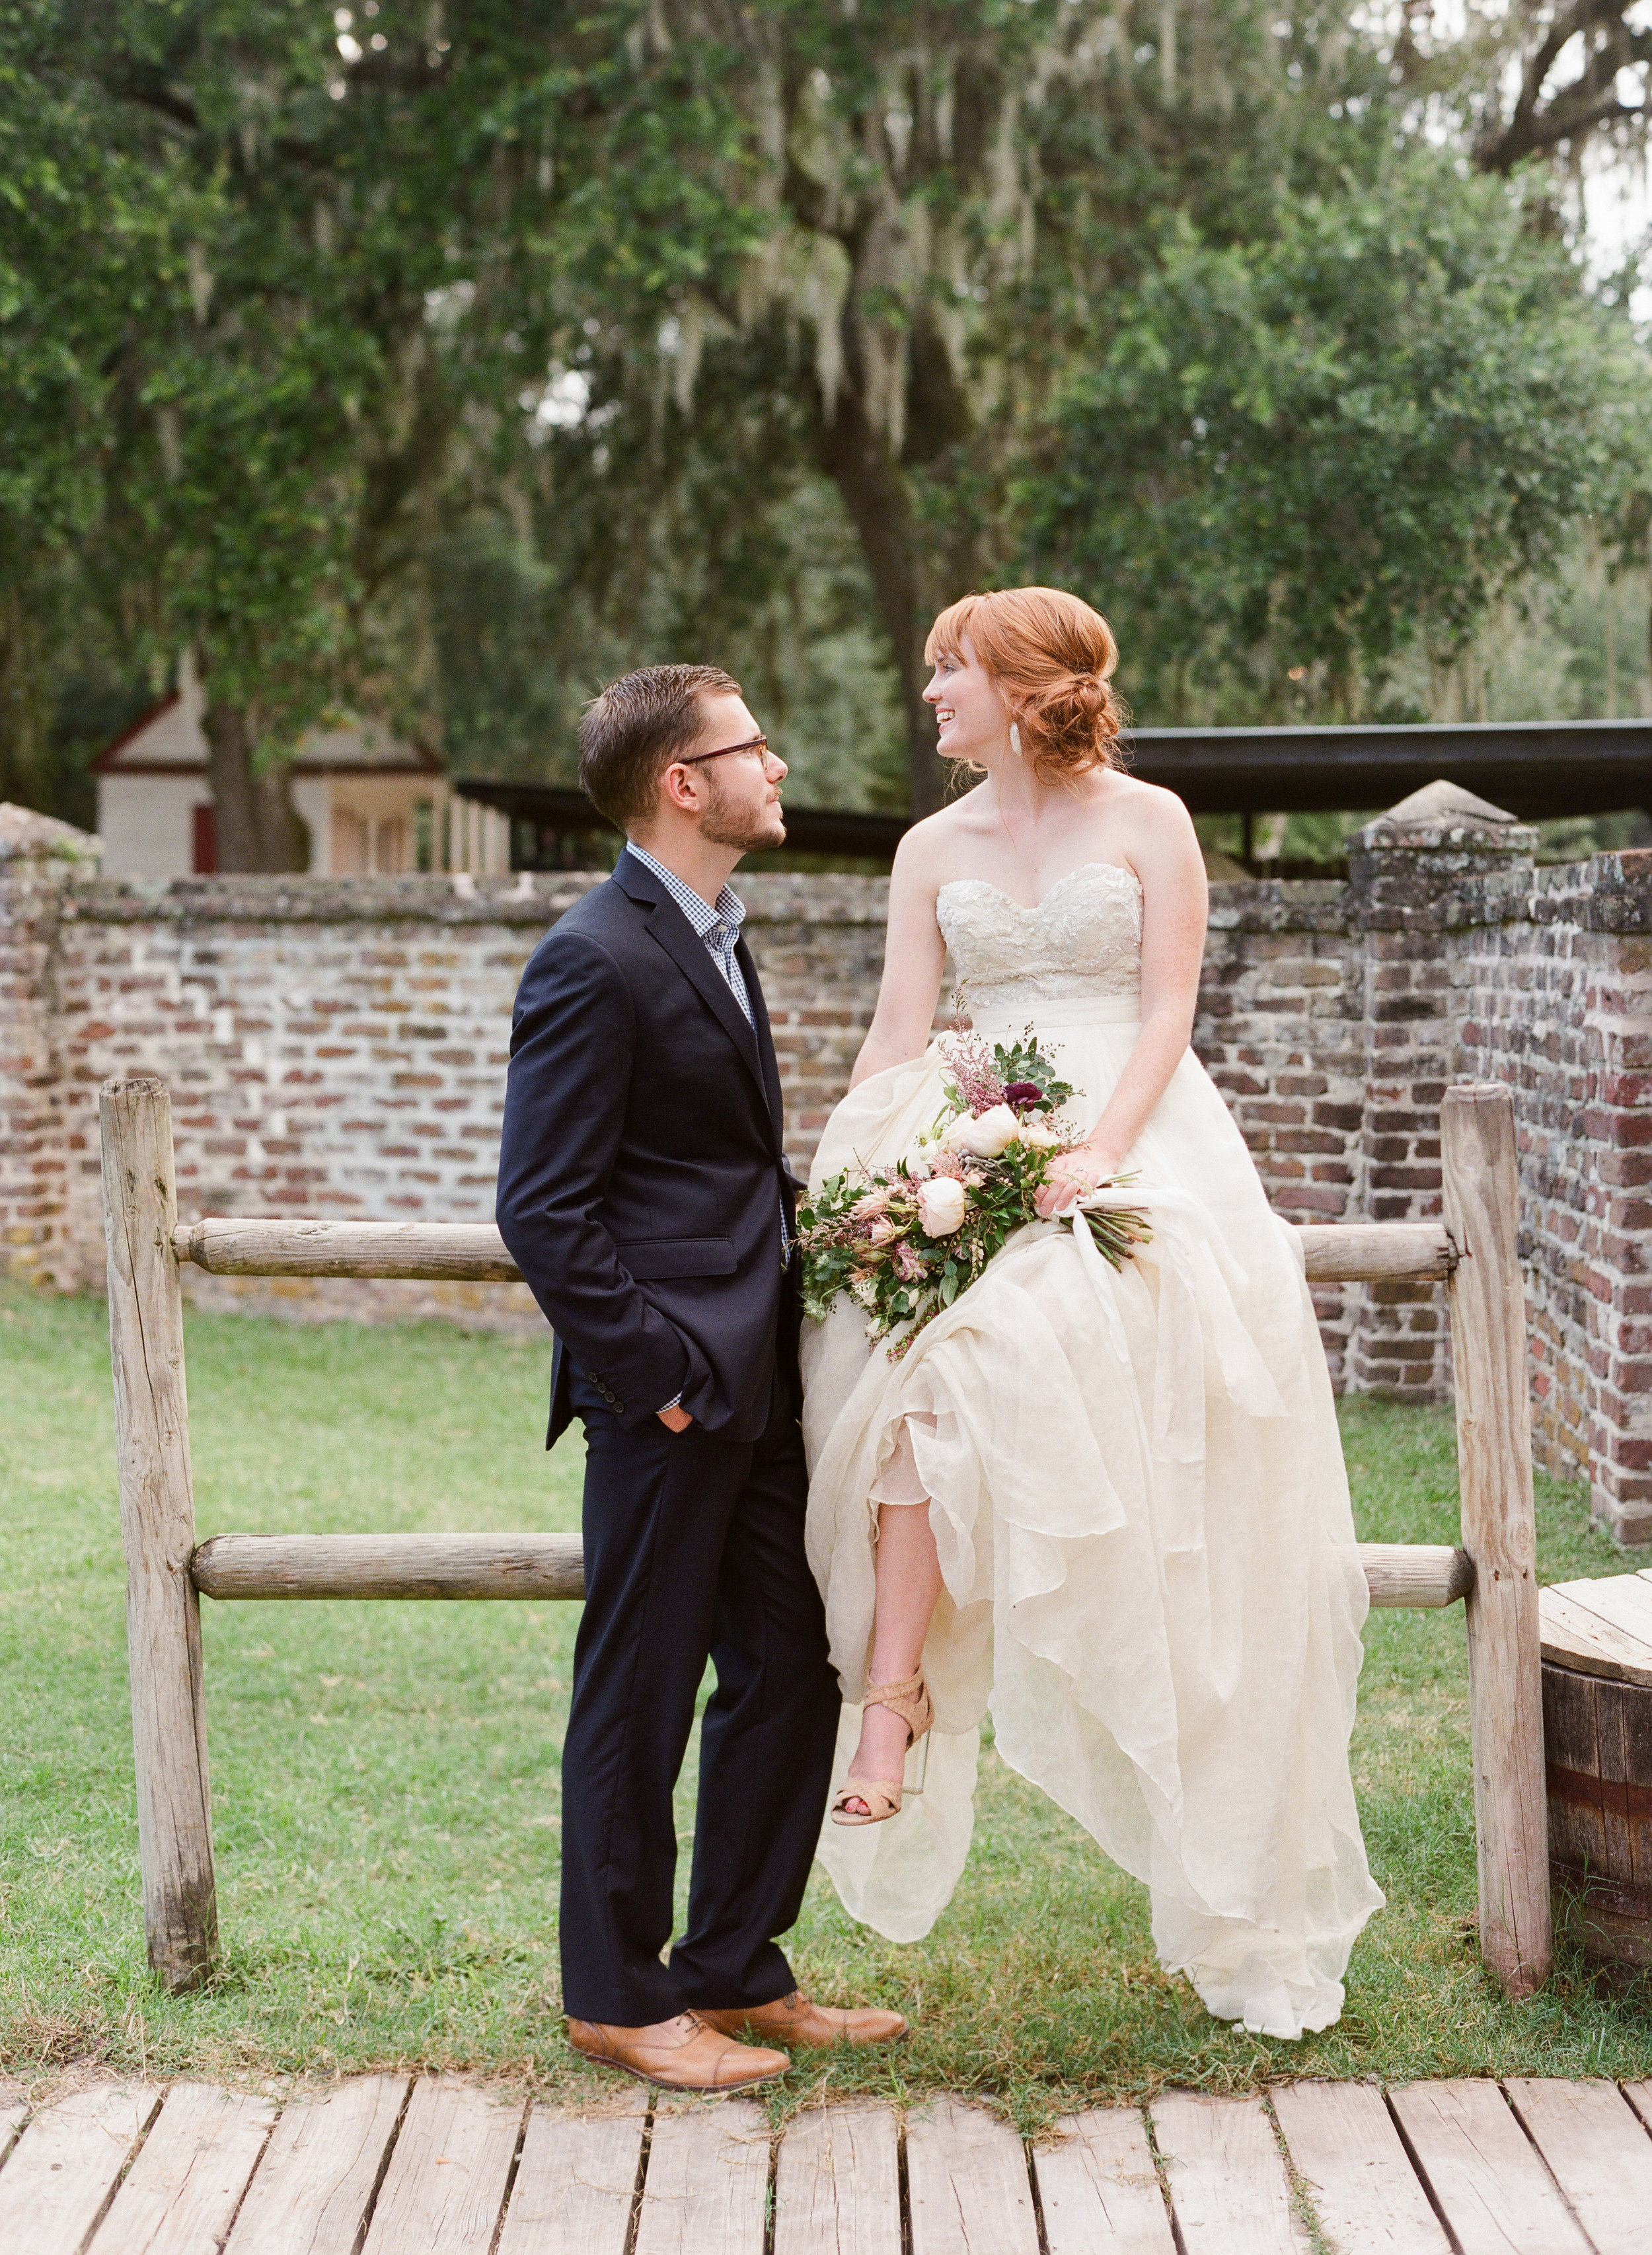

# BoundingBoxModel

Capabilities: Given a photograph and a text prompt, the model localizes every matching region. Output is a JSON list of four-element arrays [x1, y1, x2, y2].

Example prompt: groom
[[496, 664, 904, 2092]]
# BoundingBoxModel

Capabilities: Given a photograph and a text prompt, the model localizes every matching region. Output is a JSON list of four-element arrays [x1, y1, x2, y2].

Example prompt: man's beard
[[700, 772, 786, 853]]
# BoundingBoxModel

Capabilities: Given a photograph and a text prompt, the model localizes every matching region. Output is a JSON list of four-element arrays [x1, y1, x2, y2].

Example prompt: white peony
[[901, 1146, 934, 1179], [916, 1175, 969, 1236], [1017, 1115, 1064, 1149], [942, 1103, 1022, 1159]]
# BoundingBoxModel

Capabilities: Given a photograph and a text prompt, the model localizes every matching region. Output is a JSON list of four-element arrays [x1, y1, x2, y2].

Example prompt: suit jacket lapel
[[613, 858, 772, 1120], [737, 932, 785, 1146]]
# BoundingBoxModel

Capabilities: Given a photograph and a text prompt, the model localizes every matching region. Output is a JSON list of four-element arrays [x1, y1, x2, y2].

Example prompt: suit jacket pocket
[[617, 1236, 738, 1280]]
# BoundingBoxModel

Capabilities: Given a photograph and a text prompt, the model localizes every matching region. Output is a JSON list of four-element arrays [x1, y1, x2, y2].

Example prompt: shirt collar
[[624, 842, 745, 936]]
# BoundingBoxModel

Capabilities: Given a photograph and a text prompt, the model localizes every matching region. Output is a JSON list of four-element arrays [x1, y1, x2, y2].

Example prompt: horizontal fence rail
[[174, 1215, 1457, 1286], [192, 1532, 584, 1601], [190, 1532, 1472, 1609]]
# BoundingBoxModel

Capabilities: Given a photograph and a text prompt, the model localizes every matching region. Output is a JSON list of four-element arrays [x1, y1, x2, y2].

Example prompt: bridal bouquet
[[797, 1026, 1152, 1358]]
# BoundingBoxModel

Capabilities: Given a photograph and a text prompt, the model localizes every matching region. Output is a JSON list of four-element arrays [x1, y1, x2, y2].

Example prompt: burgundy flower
[[1003, 1081, 1045, 1112]]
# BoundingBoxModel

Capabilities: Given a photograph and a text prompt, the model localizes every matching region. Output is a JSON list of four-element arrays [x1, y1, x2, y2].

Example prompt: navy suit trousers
[[558, 1364, 841, 2024]]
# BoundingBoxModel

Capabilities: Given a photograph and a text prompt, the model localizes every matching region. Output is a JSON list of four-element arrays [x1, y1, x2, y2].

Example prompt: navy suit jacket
[[495, 852, 802, 1448]]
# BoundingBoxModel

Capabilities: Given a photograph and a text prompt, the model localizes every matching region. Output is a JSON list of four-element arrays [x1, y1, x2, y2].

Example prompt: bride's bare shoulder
[[888, 798, 985, 893], [1103, 772, 1201, 864], [1103, 768, 1195, 830]]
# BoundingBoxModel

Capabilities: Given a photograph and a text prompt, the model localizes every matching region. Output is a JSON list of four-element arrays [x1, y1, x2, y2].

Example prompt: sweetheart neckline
[[936, 861, 1143, 916]]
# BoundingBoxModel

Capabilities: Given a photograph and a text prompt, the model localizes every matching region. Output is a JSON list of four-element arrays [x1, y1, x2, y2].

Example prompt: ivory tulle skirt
[[800, 996, 1384, 2039]]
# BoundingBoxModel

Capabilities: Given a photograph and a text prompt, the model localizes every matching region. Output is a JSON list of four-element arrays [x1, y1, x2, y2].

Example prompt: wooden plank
[[1272, 2083, 1450, 2254], [176, 1218, 520, 1281], [101, 1076, 218, 1990], [1388, 2080, 1591, 2254], [633, 2100, 770, 2255], [359, 2078, 523, 2255], [225, 2073, 410, 2255], [772, 2104, 901, 2255], [0, 2081, 160, 2255], [0, 2090, 28, 2167], [1150, 2092, 1304, 2254], [194, 1532, 584, 1602], [1297, 1222, 1454, 1282], [1505, 2078, 1652, 2255], [496, 2093, 646, 2255], [1554, 1574, 1652, 1659], [1442, 1083, 1552, 1999], [1361, 1545, 1474, 1609], [1035, 2107, 1174, 2254], [88, 2081, 275, 2254], [905, 2100, 1039, 2255], [1541, 1586, 1652, 1690]]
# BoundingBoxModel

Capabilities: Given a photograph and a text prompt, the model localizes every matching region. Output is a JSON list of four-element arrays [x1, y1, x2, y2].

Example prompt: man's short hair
[[579, 663, 741, 827]]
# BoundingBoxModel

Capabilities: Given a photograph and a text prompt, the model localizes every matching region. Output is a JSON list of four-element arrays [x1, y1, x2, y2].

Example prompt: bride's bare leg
[[840, 1500, 943, 1812]]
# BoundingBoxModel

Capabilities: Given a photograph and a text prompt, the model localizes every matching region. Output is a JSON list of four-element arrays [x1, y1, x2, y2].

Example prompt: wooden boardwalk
[[5, 2072, 1652, 2252]]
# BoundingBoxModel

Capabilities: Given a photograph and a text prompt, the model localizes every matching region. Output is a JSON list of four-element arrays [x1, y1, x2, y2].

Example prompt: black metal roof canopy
[[453, 780, 913, 862], [1123, 718, 1652, 817], [455, 718, 1652, 865]]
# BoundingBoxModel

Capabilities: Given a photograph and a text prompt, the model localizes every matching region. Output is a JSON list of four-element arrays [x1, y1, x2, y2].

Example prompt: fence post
[[100, 1076, 217, 1990], [1441, 1080, 1551, 1997]]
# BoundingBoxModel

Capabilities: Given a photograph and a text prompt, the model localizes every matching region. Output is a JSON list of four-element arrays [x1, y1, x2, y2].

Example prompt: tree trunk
[[202, 701, 309, 873], [816, 392, 942, 816]]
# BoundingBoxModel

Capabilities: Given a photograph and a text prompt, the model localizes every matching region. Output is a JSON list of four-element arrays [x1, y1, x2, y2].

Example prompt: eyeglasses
[[674, 734, 778, 770]]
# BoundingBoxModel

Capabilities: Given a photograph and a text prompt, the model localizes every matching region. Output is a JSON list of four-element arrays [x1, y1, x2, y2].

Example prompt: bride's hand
[[1035, 1146, 1119, 1218]]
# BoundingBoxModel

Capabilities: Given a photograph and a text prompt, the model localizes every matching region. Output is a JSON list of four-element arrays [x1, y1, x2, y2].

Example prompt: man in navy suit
[[496, 665, 906, 2092]]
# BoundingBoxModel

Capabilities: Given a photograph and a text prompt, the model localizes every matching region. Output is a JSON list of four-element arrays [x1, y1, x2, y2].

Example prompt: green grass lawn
[[2, 1280, 1649, 2125]]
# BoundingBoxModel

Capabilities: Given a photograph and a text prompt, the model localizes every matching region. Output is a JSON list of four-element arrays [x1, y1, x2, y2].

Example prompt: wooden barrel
[[1539, 1572, 1652, 1968]]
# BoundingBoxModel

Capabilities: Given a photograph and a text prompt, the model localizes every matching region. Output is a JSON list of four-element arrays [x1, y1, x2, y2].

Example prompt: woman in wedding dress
[[800, 587, 1383, 2040]]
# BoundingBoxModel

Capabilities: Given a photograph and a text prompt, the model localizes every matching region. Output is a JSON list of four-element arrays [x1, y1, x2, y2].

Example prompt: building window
[[192, 804, 217, 874]]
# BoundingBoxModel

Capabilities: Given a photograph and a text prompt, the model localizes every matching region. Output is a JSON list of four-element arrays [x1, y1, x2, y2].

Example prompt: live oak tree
[[1032, 159, 1651, 723], [7, 0, 1652, 840], [1, 1, 566, 866], [515, 0, 1652, 803]]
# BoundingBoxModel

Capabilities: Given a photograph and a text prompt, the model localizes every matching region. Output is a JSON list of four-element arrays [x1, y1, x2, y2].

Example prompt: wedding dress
[[800, 862, 1384, 2039]]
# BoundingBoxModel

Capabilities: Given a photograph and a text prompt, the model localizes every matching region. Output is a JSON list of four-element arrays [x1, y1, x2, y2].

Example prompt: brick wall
[[6, 794, 1652, 1537]]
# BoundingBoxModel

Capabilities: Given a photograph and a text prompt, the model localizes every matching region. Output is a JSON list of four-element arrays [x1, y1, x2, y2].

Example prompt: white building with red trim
[[92, 666, 457, 877]]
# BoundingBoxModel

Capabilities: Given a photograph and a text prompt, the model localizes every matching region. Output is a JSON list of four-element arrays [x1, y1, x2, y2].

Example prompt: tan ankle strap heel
[[830, 1669, 934, 1828]]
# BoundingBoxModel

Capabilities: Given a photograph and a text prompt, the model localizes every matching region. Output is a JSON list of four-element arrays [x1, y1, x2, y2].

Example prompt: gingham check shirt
[[623, 843, 753, 1025]]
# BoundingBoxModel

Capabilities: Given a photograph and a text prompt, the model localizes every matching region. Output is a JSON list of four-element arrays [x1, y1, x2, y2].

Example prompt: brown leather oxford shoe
[[697, 1989, 909, 2048], [567, 2011, 790, 2092]]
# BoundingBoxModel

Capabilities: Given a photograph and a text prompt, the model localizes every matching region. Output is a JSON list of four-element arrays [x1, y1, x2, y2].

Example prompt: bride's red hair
[[925, 587, 1125, 785]]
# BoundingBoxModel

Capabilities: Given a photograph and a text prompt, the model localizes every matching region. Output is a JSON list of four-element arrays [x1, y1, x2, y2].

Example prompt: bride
[[800, 587, 1383, 2040]]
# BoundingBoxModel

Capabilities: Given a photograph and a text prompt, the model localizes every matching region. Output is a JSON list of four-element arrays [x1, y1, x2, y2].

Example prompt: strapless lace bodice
[[936, 862, 1143, 1014]]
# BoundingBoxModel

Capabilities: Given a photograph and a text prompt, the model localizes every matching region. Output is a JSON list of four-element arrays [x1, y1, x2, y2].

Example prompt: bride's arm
[[848, 831, 947, 1088], [1042, 790, 1208, 1202]]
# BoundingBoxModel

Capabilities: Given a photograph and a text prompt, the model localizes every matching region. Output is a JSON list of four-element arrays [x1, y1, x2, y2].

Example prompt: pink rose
[[917, 1175, 968, 1236]]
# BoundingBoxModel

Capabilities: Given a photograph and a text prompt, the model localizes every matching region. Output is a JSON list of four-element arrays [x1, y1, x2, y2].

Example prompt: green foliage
[[1032, 159, 1651, 723], [5, 1, 1652, 830]]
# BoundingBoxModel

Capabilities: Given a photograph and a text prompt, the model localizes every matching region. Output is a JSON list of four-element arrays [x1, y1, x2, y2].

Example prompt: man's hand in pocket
[[657, 1403, 694, 1432]]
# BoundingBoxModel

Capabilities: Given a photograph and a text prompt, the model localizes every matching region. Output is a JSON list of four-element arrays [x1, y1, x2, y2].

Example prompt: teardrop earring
[[1009, 721, 1023, 758]]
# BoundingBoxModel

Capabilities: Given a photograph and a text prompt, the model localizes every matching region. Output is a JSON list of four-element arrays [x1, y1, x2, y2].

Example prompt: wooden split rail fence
[[100, 1075, 1552, 2001]]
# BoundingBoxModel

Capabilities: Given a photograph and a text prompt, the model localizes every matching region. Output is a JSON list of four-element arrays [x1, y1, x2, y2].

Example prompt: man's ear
[[659, 760, 703, 817]]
